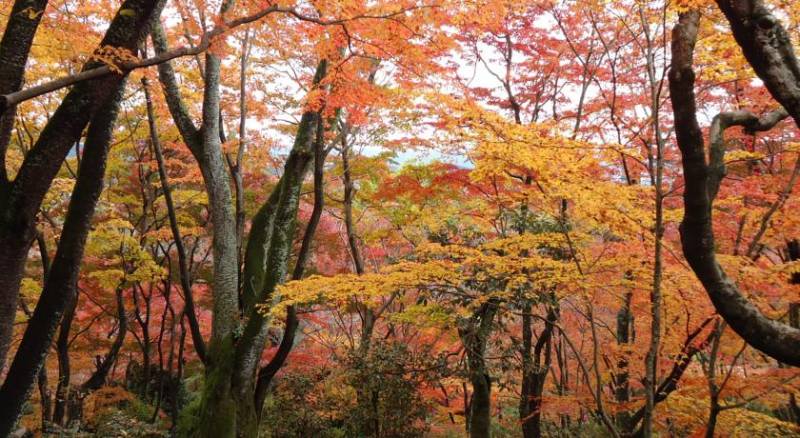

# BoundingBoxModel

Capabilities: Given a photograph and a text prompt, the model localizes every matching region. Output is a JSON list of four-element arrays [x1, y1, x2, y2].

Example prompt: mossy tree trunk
[[154, 22, 329, 432]]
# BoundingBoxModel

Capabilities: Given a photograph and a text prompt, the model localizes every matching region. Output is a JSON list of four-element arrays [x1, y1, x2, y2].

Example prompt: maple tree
[[1, 0, 800, 437]]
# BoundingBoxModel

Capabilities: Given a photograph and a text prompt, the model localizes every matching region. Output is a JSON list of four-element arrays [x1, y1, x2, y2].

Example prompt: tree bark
[[198, 56, 239, 358], [0, 0, 164, 381], [57, 283, 130, 425], [233, 30, 250, 283], [0, 0, 50, 375], [230, 95, 321, 437], [714, 1, 800, 128], [785, 242, 800, 423], [153, 9, 242, 433], [131, 283, 153, 398], [81, 284, 128, 392], [34, 234, 53, 428], [703, 321, 724, 438], [37, 361, 51, 429], [0, 77, 127, 436], [341, 129, 382, 436], [641, 6, 668, 431], [705, 404, 720, 438]]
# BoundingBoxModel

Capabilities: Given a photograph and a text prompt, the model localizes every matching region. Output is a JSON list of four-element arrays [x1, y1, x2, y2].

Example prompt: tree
[[670, 2, 800, 366], [3, 1, 800, 436], [0, 0, 165, 433]]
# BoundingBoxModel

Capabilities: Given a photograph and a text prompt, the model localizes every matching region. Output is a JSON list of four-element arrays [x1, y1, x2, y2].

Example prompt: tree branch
[[143, 77, 207, 363], [707, 108, 789, 201], [669, 9, 800, 366], [0, 4, 428, 113]]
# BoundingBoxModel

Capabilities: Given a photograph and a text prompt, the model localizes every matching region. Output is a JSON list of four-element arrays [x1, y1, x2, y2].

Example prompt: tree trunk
[[52, 287, 77, 425], [173, 318, 187, 430], [0, 0, 163, 376], [342, 131, 381, 436], [37, 358, 51, 428], [459, 301, 498, 438], [615, 288, 634, 433], [0, 0, 49, 372], [705, 405, 720, 438], [0, 76, 128, 436], [61, 285, 129, 426], [0, 0, 49, 175], [713, 0, 800, 127], [520, 303, 556, 438], [704, 321, 724, 438], [229, 105, 319, 437], [132, 283, 153, 398], [642, 8, 667, 431], [180, 48, 241, 438], [253, 113, 328, 414], [630, 317, 716, 436], [144, 76, 207, 363], [81, 284, 128, 392], [154, 30, 328, 431]]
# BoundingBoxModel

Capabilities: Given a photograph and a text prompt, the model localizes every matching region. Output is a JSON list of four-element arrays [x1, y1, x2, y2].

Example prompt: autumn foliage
[[0, 0, 800, 437]]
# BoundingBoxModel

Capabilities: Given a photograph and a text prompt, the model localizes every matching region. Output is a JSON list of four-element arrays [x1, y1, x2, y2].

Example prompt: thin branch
[[0, 4, 430, 113]]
